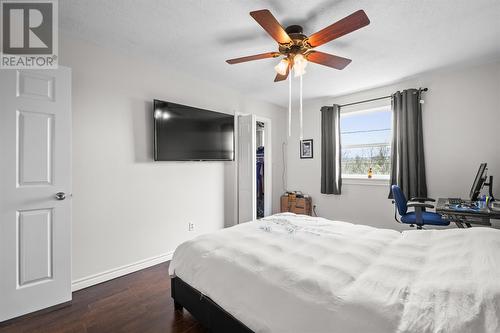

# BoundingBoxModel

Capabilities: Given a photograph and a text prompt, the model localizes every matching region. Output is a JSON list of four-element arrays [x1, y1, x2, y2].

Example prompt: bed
[[169, 213, 500, 333]]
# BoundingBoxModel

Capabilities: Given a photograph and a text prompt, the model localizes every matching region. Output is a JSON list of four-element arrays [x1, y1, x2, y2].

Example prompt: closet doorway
[[256, 121, 266, 218], [237, 115, 272, 223]]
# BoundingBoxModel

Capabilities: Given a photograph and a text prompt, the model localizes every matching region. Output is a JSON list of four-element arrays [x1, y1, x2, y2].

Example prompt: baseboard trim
[[71, 251, 174, 292]]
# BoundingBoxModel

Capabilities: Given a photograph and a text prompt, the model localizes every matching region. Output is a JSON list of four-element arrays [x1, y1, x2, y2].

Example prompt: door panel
[[17, 110, 54, 186], [237, 115, 256, 223], [0, 68, 72, 322], [17, 208, 53, 286], [17, 71, 55, 101]]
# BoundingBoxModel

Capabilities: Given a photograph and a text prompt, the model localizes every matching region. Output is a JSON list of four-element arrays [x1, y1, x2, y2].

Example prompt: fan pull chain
[[288, 71, 292, 137], [299, 74, 303, 140]]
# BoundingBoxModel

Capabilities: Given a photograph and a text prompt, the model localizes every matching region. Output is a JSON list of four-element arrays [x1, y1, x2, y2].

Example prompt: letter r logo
[[2, 2, 53, 54]]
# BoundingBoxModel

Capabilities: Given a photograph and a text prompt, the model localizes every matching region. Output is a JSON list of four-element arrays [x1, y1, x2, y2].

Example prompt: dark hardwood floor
[[0, 262, 206, 333]]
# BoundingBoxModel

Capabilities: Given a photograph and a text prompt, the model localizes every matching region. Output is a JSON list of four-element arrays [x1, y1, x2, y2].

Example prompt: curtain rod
[[338, 87, 428, 108]]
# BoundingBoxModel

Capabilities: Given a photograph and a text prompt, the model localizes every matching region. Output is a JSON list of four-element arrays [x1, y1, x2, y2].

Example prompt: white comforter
[[169, 213, 500, 333]]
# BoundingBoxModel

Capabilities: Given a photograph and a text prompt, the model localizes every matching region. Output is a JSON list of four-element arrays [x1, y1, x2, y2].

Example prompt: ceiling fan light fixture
[[274, 58, 289, 75], [293, 54, 307, 77], [225, 8, 370, 138], [294, 53, 307, 64]]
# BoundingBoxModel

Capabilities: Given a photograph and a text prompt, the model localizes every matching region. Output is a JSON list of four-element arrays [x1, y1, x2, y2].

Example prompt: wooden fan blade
[[307, 10, 370, 47], [250, 9, 292, 44], [306, 51, 352, 70], [226, 52, 280, 64], [274, 64, 290, 82]]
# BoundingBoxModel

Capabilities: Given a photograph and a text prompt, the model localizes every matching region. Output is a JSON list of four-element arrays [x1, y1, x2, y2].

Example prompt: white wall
[[287, 60, 500, 230], [59, 36, 286, 282]]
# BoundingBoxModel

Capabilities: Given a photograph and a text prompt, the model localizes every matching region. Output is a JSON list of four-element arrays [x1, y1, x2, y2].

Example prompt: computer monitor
[[470, 163, 487, 201]]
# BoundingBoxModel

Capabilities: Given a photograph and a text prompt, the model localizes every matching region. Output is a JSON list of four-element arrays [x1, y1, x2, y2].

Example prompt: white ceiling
[[60, 0, 500, 106]]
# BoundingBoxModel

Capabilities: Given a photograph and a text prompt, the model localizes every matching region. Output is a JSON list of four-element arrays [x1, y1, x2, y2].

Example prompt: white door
[[237, 114, 256, 223], [0, 68, 72, 322]]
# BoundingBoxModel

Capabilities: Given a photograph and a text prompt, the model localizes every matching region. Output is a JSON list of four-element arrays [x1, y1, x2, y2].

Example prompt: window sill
[[342, 176, 389, 186]]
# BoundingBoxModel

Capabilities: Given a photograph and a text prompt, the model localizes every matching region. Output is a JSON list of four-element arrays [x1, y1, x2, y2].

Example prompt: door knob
[[55, 192, 66, 200]]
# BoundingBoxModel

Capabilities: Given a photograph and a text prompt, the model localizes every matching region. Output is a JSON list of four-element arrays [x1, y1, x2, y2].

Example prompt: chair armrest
[[407, 202, 434, 209], [410, 197, 435, 202], [408, 202, 434, 226]]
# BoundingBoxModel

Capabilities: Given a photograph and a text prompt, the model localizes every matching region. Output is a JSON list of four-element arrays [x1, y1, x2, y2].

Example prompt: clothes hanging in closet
[[256, 146, 264, 218]]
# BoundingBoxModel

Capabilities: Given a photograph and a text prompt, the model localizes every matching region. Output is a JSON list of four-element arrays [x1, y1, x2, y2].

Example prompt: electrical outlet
[[188, 222, 195, 232]]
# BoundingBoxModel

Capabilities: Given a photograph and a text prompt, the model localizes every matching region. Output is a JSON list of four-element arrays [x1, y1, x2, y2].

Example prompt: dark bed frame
[[171, 277, 254, 333]]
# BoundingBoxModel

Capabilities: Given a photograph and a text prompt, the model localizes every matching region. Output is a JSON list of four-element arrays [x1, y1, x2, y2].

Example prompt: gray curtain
[[389, 89, 427, 199], [321, 105, 341, 194]]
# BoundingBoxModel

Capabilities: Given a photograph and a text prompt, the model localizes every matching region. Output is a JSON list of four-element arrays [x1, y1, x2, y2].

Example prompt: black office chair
[[391, 185, 450, 229]]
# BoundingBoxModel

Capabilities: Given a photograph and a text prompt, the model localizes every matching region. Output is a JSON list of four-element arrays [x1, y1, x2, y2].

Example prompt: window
[[340, 106, 392, 179]]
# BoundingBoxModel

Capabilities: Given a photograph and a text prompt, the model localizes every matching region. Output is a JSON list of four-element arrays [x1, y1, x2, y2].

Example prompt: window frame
[[340, 105, 392, 185]]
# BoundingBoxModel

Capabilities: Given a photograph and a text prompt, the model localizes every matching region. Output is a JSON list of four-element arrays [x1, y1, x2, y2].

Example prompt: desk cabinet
[[280, 195, 312, 216]]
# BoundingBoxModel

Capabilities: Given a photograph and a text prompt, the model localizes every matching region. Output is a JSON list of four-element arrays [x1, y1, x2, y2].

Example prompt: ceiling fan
[[226, 9, 370, 81]]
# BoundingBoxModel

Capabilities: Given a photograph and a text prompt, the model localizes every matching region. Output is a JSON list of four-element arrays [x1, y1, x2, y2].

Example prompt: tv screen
[[153, 99, 234, 161]]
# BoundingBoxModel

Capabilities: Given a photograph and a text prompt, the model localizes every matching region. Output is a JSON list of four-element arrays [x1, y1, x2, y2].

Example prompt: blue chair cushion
[[391, 185, 408, 215], [401, 212, 450, 226]]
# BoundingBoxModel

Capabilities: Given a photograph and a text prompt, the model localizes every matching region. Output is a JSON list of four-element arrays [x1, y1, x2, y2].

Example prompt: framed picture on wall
[[300, 139, 313, 159]]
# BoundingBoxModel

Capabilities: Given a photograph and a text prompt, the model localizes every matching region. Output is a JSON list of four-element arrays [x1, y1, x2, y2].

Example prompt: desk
[[436, 198, 500, 228]]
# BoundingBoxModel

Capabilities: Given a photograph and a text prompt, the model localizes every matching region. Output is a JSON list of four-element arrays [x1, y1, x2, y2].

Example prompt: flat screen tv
[[153, 99, 234, 161]]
